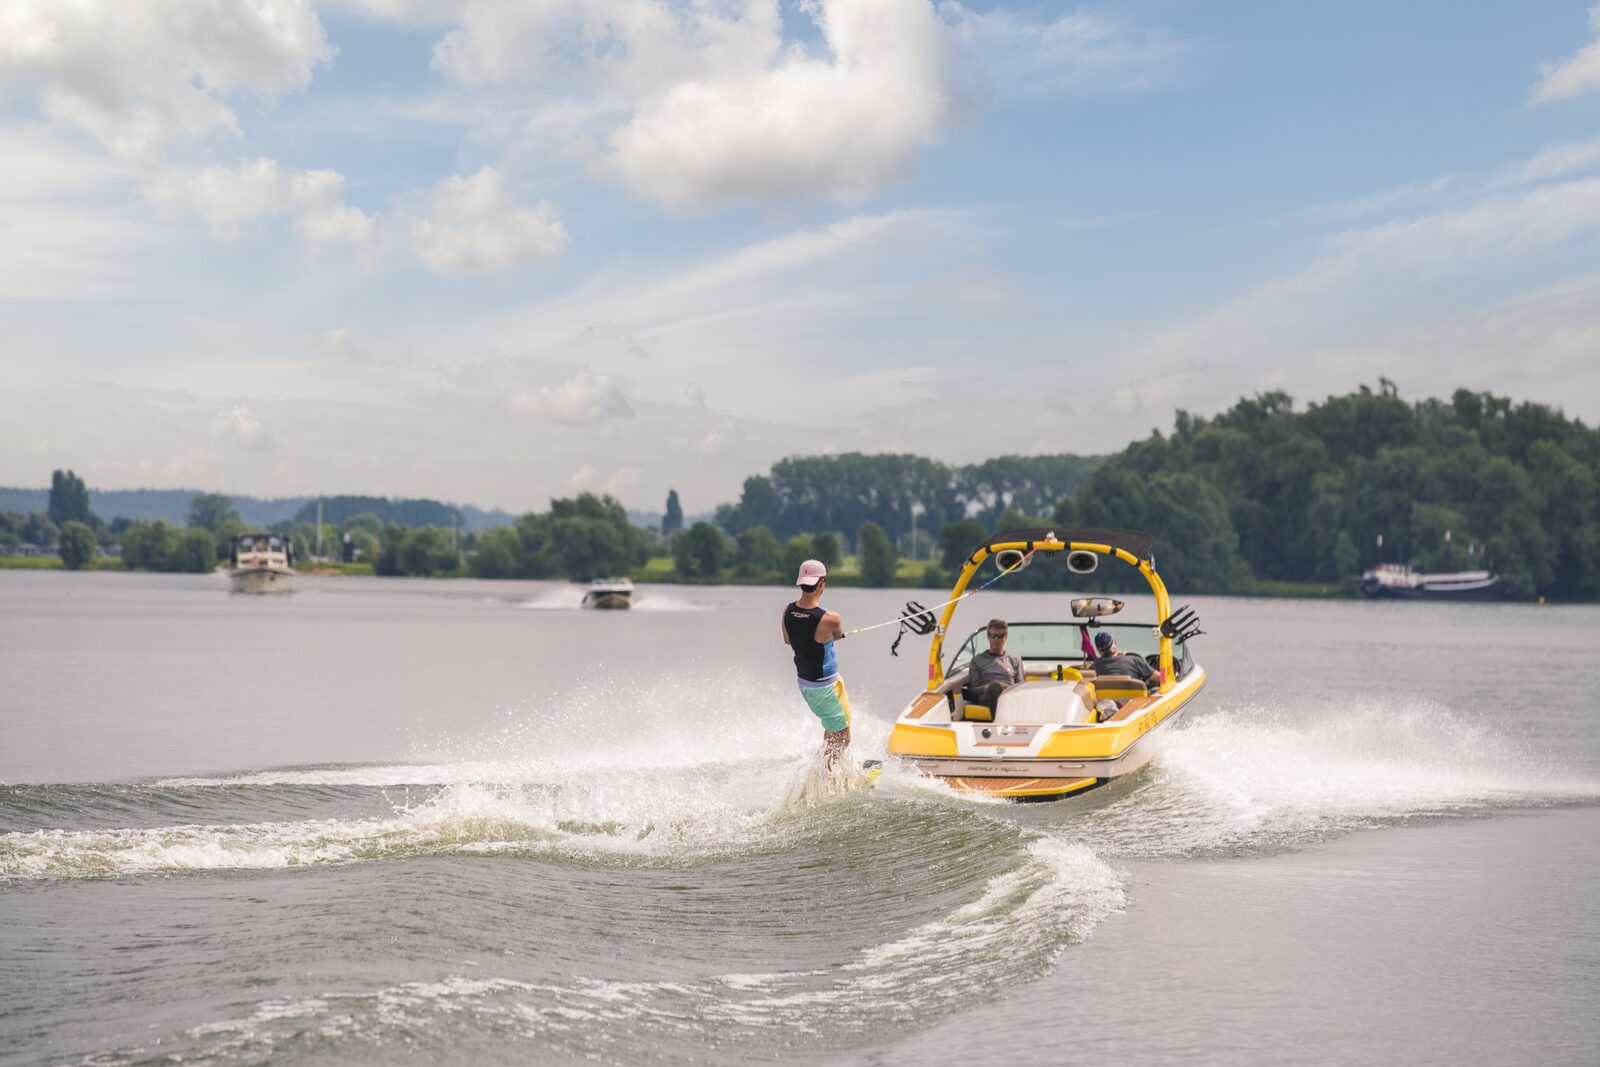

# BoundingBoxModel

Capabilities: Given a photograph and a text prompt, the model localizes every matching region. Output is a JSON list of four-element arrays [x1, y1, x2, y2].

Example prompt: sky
[[3, 1, 1600, 516]]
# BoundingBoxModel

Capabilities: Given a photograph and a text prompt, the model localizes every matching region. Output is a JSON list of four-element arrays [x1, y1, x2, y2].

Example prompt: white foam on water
[[6, 691, 902, 881], [1079, 697, 1600, 857], [513, 586, 711, 612], [513, 587, 587, 610], [1, 769, 786, 880]]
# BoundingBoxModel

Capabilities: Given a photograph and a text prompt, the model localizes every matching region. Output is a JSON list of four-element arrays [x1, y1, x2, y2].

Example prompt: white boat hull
[[230, 566, 294, 594]]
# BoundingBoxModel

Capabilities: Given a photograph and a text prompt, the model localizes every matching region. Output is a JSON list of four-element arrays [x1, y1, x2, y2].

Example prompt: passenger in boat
[[781, 559, 852, 767], [963, 619, 1025, 711], [1092, 631, 1158, 687]]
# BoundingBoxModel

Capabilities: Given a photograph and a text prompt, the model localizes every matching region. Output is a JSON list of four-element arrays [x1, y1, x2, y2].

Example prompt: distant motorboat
[[581, 577, 633, 610], [229, 533, 295, 594], [1359, 562, 1499, 600]]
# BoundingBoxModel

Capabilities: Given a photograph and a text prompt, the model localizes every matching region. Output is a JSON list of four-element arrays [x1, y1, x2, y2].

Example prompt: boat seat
[[993, 681, 1096, 724], [961, 702, 995, 722], [1090, 675, 1148, 702]]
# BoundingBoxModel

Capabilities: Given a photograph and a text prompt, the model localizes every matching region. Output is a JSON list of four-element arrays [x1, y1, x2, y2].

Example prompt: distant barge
[[1359, 563, 1499, 600]]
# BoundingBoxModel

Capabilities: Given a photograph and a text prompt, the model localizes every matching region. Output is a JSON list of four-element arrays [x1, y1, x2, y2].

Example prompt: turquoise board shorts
[[798, 675, 852, 733]]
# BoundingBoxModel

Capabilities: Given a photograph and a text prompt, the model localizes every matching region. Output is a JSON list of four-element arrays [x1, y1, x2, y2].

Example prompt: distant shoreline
[[0, 556, 1407, 601]]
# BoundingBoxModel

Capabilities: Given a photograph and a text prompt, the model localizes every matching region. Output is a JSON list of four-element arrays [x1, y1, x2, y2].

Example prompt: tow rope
[[839, 550, 1038, 655]]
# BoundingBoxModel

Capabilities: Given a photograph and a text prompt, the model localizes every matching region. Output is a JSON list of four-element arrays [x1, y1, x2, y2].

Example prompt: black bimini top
[[979, 527, 1156, 563]]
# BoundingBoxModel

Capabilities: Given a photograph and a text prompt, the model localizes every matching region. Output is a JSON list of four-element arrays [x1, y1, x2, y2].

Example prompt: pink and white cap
[[795, 559, 827, 587]]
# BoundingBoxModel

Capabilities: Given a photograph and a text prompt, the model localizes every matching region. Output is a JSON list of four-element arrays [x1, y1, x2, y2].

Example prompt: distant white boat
[[1359, 562, 1499, 600], [229, 533, 295, 594], [581, 577, 633, 610]]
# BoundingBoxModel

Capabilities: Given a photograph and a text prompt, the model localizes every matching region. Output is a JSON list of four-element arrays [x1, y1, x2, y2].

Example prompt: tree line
[[11, 383, 1596, 598], [1042, 381, 1598, 600], [681, 382, 1599, 599]]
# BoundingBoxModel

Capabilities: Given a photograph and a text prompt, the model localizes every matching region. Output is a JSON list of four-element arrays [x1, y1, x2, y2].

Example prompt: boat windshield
[[235, 535, 286, 552], [947, 621, 1160, 674]]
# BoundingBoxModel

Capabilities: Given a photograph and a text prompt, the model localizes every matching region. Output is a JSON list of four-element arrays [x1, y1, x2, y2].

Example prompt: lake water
[[2, 570, 1597, 1065]]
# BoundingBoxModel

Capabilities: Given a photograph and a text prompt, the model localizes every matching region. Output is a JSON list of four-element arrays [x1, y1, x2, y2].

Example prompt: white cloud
[[179, 157, 286, 237], [1109, 146, 1600, 428], [0, 0, 335, 159], [569, 464, 597, 487], [158, 157, 376, 245], [337, 2, 1189, 210], [1531, 4, 1600, 103], [607, 0, 958, 206], [0, 128, 155, 298], [943, 2, 1187, 95], [290, 170, 378, 246], [351, 0, 779, 93], [1331, 177, 1600, 264], [410, 166, 568, 273], [510, 369, 633, 424], [1492, 140, 1600, 189], [355, 0, 964, 207], [603, 466, 641, 495], [211, 405, 278, 452]]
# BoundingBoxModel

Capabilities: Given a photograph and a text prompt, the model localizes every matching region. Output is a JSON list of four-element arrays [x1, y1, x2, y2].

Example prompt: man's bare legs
[[823, 726, 851, 769]]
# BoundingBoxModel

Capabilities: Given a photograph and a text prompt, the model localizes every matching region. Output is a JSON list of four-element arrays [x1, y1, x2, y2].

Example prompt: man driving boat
[[1092, 630, 1159, 687], [963, 618, 1025, 710]]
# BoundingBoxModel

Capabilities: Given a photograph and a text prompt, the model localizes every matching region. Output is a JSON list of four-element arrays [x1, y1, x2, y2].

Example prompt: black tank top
[[783, 602, 832, 682]]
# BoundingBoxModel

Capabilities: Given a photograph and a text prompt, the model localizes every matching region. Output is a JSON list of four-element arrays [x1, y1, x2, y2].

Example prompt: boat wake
[[514, 587, 712, 611], [1056, 697, 1600, 858], [53, 835, 1124, 1065]]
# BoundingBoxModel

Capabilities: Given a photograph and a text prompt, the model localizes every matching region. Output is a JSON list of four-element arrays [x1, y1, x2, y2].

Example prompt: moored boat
[[228, 533, 295, 594], [1359, 562, 1499, 600], [886, 528, 1206, 801], [581, 577, 634, 610]]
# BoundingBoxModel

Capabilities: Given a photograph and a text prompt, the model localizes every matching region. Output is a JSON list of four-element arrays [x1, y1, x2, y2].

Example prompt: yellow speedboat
[[887, 527, 1206, 801]]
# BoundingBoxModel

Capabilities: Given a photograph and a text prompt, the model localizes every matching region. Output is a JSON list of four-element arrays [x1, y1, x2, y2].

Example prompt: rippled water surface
[[2, 571, 1598, 1065]]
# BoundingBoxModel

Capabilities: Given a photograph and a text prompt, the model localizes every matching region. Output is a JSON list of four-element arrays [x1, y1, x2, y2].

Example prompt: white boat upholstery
[[994, 681, 1095, 724]]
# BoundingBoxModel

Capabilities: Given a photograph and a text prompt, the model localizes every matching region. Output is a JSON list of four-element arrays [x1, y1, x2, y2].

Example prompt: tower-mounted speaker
[[993, 548, 1031, 573], [1065, 549, 1099, 574]]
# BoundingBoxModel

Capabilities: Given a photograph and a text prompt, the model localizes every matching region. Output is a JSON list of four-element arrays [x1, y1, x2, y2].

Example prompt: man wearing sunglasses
[[963, 618, 1025, 712], [781, 559, 851, 766]]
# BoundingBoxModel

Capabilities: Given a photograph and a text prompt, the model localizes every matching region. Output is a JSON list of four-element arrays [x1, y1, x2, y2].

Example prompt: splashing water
[[1049, 697, 1600, 858]]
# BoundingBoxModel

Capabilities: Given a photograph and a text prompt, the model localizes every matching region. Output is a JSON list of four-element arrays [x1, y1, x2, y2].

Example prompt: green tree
[[736, 525, 781, 575], [1072, 467, 1244, 592], [811, 531, 842, 567], [1332, 531, 1359, 581], [20, 513, 58, 548], [780, 535, 815, 582], [675, 521, 728, 581], [663, 489, 684, 534], [343, 527, 377, 562], [940, 520, 987, 570], [187, 492, 239, 532], [172, 528, 220, 572], [858, 521, 898, 586], [374, 525, 406, 576], [471, 527, 521, 578], [48, 469, 98, 528], [399, 526, 457, 576], [343, 512, 385, 535], [121, 520, 177, 570], [528, 493, 647, 580], [58, 521, 96, 569], [212, 516, 247, 563]]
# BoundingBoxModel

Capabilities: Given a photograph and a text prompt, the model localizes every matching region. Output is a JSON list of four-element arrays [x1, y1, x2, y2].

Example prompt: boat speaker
[[993, 549, 1031, 573], [1066, 549, 1099, 574]]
